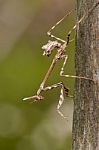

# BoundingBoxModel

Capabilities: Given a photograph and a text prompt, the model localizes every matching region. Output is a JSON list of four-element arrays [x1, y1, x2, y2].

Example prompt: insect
[[23, 3, 98, 118]]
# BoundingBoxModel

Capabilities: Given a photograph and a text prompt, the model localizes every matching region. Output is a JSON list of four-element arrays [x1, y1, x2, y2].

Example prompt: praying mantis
[[23, 2, 98, 118]]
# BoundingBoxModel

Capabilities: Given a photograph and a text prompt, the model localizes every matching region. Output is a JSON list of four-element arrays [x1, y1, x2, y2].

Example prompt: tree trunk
[[72, 1, 99, 150]]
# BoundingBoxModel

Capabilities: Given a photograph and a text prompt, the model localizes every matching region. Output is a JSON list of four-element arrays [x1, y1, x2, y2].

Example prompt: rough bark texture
[[72, 0, 99, 150]]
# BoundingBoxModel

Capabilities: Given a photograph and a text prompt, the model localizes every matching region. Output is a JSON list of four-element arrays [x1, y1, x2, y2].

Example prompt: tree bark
[[72, 0, 99, 150]]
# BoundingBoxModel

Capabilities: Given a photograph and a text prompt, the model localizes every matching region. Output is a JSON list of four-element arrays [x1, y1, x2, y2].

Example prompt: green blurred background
[[0, 0, 75, 149]]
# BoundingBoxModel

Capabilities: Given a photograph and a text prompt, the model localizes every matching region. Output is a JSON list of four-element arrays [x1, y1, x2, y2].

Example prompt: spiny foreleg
[[42, 82, 71, 118]]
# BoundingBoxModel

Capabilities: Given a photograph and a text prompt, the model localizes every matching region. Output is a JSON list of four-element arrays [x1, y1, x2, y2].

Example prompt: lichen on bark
[[72, 1, 99, 150]]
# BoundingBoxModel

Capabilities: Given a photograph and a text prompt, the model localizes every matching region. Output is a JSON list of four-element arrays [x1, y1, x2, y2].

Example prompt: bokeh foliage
[[0, 0, 75, 149]]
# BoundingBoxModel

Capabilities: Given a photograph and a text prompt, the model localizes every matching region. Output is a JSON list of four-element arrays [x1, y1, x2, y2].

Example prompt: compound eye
[[42, 40, 60, 57], [43, 49, 51, 56], [42, 42, 53, 56]]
